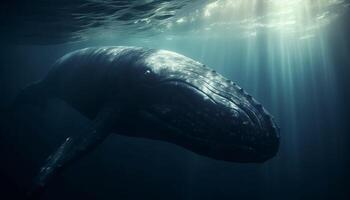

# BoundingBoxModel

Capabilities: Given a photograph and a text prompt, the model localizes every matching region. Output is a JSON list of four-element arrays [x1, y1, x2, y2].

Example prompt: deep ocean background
[[0, 1, 349, 200]]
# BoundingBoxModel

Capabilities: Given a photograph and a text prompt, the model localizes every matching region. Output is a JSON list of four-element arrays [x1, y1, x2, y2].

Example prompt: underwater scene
[[0, 0, 349, 199]]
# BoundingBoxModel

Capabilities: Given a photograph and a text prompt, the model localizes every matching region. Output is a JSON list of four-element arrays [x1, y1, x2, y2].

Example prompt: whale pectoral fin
[[28, 105, 120, 198]]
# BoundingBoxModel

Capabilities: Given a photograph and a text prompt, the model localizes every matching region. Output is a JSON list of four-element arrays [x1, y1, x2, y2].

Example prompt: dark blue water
[[0, 1, 349, 199]]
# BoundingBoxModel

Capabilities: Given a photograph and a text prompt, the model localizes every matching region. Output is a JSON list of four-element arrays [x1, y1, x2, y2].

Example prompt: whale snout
[[227, 106, 280, 162], [194, 100, 280, 163], [209, 89, 280, 163]]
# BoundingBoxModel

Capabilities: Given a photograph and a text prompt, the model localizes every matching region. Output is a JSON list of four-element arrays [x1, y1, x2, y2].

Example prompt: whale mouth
[[145, 79, 279, 162], [143, 105, 275, 163]]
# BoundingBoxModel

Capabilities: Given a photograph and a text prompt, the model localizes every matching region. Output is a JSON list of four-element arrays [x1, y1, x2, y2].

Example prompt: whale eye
[[144, 69, 151, 76], [141, 69, 157, 83]]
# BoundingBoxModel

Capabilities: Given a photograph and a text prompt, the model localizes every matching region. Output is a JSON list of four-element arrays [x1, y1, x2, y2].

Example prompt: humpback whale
[[13, 46, 279, 197]]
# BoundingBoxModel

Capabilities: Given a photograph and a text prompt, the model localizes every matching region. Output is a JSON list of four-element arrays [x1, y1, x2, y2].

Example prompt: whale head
[[128, 50, 280, 163]]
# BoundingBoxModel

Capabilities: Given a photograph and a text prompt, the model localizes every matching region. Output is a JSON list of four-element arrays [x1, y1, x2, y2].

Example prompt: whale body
[[16, 46, 279, 197]]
